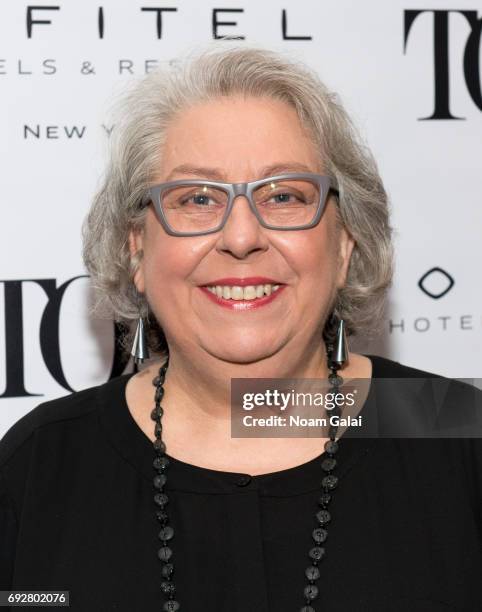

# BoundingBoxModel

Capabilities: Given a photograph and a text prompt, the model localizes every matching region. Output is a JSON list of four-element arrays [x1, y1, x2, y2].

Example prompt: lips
[[199, 279, 287, 312], [200, 277, 284, 287]]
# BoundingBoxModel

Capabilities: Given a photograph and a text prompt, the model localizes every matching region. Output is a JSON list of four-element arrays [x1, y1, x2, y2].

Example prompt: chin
[[203, 342, 282, 366]]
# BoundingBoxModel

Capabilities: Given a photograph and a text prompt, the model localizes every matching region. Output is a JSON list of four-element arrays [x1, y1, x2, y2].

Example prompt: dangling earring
[[131, 290, 150, 368], [327, 317, 349, 371]]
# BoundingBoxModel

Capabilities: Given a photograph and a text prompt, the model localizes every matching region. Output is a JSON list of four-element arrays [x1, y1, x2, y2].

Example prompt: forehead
[[158, 95, 322, 181]]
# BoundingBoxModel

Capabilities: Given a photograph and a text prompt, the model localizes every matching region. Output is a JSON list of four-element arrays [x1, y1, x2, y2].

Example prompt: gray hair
[[82, 42, 394, 358]]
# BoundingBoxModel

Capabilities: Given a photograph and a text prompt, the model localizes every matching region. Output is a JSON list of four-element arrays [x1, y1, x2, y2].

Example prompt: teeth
[[241, 286, 256, 300], [231, 286, 244, 300], [206, 284, 281, 300]]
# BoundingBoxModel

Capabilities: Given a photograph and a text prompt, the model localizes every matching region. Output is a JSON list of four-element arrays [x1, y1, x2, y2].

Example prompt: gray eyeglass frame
[[140, 173, 337, 237]]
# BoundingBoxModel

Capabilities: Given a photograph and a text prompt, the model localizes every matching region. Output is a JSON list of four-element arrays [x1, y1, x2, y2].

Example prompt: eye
[[191, 194, 212, 206], [272, 192, 298, 204], [254, 180, 314, 208], [179, 187, 224, 207], [263, 189, 307, 207], [180, 193, 219, 207], [162, 185, 228, 211]]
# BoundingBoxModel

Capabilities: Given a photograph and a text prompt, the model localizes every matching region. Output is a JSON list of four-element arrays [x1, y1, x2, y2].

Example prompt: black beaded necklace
[[150, 348, 344, 612]]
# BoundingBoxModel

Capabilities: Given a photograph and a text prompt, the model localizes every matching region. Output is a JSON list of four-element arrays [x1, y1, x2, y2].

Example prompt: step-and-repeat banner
[[1, 1, 481, 436]]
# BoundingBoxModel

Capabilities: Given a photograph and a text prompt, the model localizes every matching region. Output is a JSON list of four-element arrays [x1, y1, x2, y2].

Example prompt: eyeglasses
[[140, 173, 337, 237]]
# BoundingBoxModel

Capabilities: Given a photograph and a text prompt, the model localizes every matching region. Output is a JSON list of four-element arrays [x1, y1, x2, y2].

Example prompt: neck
[[157, 337, 333, 426]]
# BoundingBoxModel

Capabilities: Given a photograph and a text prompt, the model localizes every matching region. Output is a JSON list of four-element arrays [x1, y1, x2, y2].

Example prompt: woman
[[1, 45, 481, 611]]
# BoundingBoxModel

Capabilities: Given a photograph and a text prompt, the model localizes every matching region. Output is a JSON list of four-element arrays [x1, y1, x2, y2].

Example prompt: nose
[[215, 194, 269, 259]]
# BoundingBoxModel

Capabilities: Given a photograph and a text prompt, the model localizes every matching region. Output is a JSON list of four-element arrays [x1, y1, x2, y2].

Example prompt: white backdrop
[[1, 0, 481, 437]]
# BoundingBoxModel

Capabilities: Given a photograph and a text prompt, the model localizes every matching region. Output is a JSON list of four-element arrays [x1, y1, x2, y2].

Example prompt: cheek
[[140, 216, 206, 288], [143, 240, 189, 289], [307, 208, 341, 278], [286, 224, 338, 281]]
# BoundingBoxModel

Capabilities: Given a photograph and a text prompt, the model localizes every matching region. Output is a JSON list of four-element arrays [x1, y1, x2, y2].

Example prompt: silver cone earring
[[331, 318, 349, 368], [131, 291, 150, 366], [131, 317, 150, 365]]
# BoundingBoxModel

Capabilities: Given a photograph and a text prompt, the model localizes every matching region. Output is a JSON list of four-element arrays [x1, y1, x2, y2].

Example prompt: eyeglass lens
[[160, 178, 321, 233]]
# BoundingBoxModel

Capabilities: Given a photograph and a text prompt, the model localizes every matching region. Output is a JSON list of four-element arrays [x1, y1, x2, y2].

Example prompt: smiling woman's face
[[130, 95, 354, 365]]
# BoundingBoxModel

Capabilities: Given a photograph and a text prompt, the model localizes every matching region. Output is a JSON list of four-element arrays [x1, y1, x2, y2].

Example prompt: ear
[[336, 226, 355, 289], [128, 227, 146, 293]]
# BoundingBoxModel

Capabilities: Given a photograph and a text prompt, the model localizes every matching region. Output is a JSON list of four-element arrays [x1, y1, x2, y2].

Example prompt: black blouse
[[1, 354, 481, 612]]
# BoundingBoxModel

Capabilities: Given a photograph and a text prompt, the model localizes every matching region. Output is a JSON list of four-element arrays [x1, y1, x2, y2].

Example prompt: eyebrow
[[163, 162, 318, 182]]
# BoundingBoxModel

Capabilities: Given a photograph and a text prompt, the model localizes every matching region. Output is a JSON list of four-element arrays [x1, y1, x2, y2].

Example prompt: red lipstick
[[201, 277, 284, 287], [198, 283, 286, 311]]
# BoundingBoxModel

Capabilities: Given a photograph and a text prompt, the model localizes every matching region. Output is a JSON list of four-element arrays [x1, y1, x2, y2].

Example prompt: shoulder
[[362, 355, 482, 490], [365, 352, 480, 399], [364, 353, 482, 434], [364, 353, 444, 379], [0, 374, 132, 470]]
